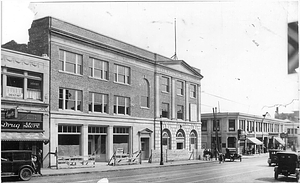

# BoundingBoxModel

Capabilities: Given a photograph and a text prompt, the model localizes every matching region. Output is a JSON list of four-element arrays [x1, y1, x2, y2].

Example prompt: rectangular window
[[177, 81, 184, 95], [161, 76, 169, 92], [59, 88, 82, 111], [59, 50, 83, 75], [177, 105, 184, 120], [190, 84, 196, 98], [201, 120, 207, 131], [213, 120, 220, 131], [114, 65, 130, 84], [88, 58, 109, 80], [228, 119, 235, 131], [161, 103, 169, 118], [113, 96, 130, 115], [5, 69, 43, 101], [89, 92, 108, 113]]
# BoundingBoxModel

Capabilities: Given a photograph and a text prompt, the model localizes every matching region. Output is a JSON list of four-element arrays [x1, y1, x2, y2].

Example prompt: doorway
[[141, 138, 149, 160]]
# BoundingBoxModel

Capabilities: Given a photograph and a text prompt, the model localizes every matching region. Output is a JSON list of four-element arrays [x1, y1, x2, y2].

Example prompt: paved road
[[2, 156, 298, 183]]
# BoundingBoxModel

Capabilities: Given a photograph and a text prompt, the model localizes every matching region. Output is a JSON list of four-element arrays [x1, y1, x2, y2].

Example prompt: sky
[[1, 1, 299, 118]]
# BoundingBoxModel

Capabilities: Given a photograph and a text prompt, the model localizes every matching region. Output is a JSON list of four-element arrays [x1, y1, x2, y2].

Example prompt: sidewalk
[[36, 153, 268, 177]]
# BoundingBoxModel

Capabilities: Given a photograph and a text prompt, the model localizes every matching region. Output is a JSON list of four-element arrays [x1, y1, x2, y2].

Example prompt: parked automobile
[[1, 150, 35, 181], [224, 148, 242, 162], [274, 152, 300, 181], [268, 149, 282, 166]]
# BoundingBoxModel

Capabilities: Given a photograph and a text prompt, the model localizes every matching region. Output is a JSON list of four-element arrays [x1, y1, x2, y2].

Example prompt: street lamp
[[160, 118, 164, 165]]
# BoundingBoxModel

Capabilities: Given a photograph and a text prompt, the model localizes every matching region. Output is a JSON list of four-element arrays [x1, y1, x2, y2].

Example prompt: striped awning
[[1, 132, 48, 141], [274, 137, 285, 145], [247, 137, 263, 145]]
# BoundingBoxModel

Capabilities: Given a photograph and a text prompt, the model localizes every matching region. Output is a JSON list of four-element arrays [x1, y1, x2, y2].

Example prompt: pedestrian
[[34, 148, 43, 176]]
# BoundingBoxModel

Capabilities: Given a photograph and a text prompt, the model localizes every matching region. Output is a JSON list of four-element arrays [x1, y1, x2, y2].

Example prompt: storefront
[[1, 111, 49, 156]]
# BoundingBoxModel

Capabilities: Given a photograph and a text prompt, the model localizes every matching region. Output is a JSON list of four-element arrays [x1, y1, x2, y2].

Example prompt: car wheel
[[19, 167, 32, 181], [274, 171, 278, 180]]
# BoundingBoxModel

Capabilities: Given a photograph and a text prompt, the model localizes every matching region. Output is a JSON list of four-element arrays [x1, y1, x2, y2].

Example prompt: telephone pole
[[213, 107, 219, 153]]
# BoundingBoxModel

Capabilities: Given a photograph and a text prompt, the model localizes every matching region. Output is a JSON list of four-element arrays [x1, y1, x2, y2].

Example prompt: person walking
[[35, 149, 43, 176]]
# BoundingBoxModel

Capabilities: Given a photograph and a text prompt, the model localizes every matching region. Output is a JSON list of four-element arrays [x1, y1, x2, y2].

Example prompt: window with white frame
[[59, 50, 83, 75], [141, 79, 150, 108], [59, 88, 82, 111], [177, 105, 184, 120], [114, 64, 130, 84], [190, 84, 196, 98], [161, 76, 169, 92], [177, 80, 184, 95], [2, 67, 43, 101], [88, 57, 108, 80], [228, 119, 235, 131], [114, 96, 130, 115], [89, 92, 108, 113]]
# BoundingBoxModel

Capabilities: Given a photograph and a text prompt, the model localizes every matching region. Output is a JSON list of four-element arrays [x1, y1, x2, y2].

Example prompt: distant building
[[1, 48, 50, 167], [201, 112, 287, 156], [23, 16, 203, 166]]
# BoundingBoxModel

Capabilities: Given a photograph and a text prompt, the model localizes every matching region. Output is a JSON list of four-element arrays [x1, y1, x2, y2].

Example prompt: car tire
[[274, 171, 278, 180], [19, 167, 32, 181]]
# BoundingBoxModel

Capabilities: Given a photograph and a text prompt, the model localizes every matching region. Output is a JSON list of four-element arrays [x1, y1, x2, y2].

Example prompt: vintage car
[[224, 148, 242, 162], [1, 150, 35, 181], [274, 152, 300, 181], [268, 149, 282, 166]]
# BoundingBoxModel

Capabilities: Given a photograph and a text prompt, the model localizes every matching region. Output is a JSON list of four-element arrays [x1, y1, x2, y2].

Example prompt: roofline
[[1, 48, 50, 61]]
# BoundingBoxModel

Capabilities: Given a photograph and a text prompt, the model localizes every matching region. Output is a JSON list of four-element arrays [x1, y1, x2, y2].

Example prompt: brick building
[[1, 48, 50, 166], [201, 112, 287, 156], [25, 17, 203, 166]]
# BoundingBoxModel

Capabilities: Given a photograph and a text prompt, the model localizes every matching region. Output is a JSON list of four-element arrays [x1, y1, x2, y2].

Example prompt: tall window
[[201, 120, 207, 131], [162, 129, 171, 150], [176, 130, 185, 149], [59, 88, 82, 111], [228, 119, 235, 131], [177, 105, 184, 120], [3, 68, 43, 101], [189, 131, 197, 151], [190, 84, 196, 98], [141, 79, 150, 108], [161, 103, 169, 118], [89, 92, 108, 113], [161, 76, 169, 92], [114, 96, 130, 115], [213, 119, 220, 131], [114, 64, 130, 84], [59, 50, 83, 75], [177, 81, 184, 95], [88, 58, 108, 80]]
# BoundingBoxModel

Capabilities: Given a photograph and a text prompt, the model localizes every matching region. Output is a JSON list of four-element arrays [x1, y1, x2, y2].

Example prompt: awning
[[247, 137, 263, 145], [1, 132, 49, 142], [274, 137, 285, 145]]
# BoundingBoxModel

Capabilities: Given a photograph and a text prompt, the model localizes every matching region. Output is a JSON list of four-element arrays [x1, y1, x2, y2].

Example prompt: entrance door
[[141, 138, 149, 160]]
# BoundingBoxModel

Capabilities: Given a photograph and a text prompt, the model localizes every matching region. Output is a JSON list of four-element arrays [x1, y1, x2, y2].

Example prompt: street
[[2, 155, 299, 183]]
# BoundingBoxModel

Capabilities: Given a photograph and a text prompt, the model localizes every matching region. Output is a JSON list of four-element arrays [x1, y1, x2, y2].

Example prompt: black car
[[224, 148, 242, 162], [268, 149, 282, 166], [1, 150, 35, 181], [274, 152, 300, 181]]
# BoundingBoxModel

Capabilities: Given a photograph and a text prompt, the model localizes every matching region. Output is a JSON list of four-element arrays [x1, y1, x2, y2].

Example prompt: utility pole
[[213, 107, 219, 153]]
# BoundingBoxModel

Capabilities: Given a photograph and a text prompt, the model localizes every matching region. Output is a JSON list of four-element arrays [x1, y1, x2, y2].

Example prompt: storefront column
[[81, 124, 88, 157], [107, 125, 114, 161], [185, 82, 189, 121], [50, 122, 58, 167]]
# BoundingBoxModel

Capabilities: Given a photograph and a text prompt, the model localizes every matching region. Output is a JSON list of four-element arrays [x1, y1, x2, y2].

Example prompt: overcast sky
[[1, 1, 299, 117]]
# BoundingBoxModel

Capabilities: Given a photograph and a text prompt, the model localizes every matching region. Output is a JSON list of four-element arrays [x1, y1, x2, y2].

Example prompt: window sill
[[140, 106, 150, 110], [161, 91, 169, 94], [113, 81, 131, 86], [58, 70, 83, 77], [88, 76, 108, 82], [177, 94, 184, 97]]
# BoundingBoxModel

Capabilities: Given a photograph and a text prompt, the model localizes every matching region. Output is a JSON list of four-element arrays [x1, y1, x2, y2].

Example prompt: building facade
[[25, 17, 203, 166], [1, 48, 50, 166], [201, 112, 287, 156]]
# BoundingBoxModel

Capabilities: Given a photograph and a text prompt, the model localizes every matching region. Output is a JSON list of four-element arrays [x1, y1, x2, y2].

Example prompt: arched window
[[189, 130, 197, 151], [162, 129, 171, 149], [176, 129, 185, 149], [141, 79, 150, 108]]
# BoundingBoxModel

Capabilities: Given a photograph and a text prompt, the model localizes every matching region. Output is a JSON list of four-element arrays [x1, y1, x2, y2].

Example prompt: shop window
[[114, 64, 130, 84], [59, 88, 82, 111], [113, 96, 130, 115], [161, 103, 169, 118], [59, 50, 83, 75], [89, 92, 108, 113], [88, 57, 108, 80], [161, 76, 169, 92], [229, 119, 235, 131], [177, 105, 184, 120]]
